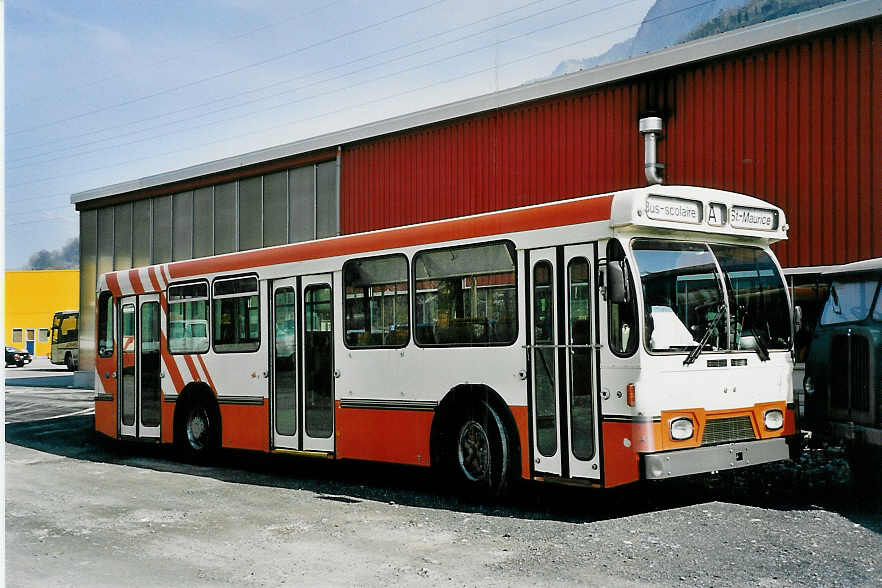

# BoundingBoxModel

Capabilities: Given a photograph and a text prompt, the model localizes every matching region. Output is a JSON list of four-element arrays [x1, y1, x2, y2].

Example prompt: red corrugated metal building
[[341, 13, 880, 268], [72, 2, 881, 375]]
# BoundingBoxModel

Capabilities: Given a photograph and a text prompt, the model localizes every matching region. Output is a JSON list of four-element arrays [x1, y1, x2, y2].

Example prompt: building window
[[413, 241, 517, 346], [343, 254, 409, 348], [38, 328, 50, 343], [168, 282, 209, 354], [11, 329, 22, 343], [213, 276, 260, 353]]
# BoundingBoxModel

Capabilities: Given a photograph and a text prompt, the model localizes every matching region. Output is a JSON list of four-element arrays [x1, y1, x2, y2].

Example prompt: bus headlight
[[764, 409, 784, 431], [670, 417, 694, 441], [803, 375, 814, 396]]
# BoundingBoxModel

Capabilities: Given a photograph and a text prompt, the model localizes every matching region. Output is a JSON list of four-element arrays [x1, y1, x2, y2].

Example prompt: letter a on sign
[[707, 203, 726, 227]]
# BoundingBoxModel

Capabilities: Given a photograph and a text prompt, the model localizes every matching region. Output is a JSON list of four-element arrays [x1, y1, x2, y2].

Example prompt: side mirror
[[608, 260, 630, 304], [793, 305, 803, 334]]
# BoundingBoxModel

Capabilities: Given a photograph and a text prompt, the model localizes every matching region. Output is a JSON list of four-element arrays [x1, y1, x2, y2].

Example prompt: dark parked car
[[5, 346, 32, 368], [803, 257, 882, 486]]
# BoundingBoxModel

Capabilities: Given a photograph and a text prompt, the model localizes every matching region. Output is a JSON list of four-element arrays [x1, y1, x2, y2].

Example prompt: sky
[[4, 0, 656, 268]]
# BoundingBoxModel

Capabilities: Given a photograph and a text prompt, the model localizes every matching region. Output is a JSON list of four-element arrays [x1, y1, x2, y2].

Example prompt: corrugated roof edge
[[71, 0, 881, 205]]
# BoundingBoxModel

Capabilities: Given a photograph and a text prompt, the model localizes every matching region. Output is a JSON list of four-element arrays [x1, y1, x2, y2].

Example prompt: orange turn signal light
[[626, 383, 636, 407]]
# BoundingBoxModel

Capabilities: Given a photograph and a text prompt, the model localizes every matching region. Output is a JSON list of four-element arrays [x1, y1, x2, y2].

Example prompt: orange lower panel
[[95, 399, 117, 438], [161, 401, 176, 444], [509, 405, 530, 480], [602, 421, 640, 488], [335, 404, 433, 466], [219, 402, 269, 452]]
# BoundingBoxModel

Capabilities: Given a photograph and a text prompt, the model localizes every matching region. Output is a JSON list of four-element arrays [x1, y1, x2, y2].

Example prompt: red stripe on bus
[[146, 267, 162, 291], [195, 354, 217, 393], [128, 270, 144, 294], [182, 354, 200, 382], [105, 273, 122, 297], [157, 291, 186, 394], [168, 195, 613, 279]]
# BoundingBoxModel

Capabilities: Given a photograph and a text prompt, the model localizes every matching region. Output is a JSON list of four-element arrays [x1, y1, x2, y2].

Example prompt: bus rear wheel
[[446, 401, 514, 499], [65, 353, 75, 371], [175, 397, 220, 461]]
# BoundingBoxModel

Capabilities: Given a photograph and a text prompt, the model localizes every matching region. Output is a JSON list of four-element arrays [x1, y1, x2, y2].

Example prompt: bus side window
[[97, 292, 114, 357], [413, 241, 517, 346], [213, 276, 260, 353], [343, 254, 409, 348], [606, 239, 638, 357]]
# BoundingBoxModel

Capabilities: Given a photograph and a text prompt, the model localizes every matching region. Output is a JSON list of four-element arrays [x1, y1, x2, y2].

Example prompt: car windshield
[[632, 239, 791, 353], [820, 277, 880, 325]]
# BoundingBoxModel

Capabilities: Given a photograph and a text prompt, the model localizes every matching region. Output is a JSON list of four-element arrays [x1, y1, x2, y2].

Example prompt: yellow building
[[5, 270, 80, 357]]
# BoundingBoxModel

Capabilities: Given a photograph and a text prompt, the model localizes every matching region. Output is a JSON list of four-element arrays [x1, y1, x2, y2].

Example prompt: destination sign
[[730, 206, 778, 231], [644, 196, 702, 224]]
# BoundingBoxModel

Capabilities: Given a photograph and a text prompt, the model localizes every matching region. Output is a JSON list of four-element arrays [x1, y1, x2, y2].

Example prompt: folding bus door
[[270, 274, 335, 454], [118, 293, 161, 440], [527, 245, 601, 481]]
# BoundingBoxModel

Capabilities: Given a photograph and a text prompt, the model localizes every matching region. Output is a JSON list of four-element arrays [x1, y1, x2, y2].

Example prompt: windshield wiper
[[830, 285, 842, 314], [738, 307, 770, 362], [683, 301, 726, 366]]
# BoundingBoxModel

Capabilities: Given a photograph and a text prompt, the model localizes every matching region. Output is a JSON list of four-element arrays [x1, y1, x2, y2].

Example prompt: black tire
[[175, 397, 220, 461], [444, 400, 515, 499], [16, 360, 24, 368], [65, 353, 75, 371]]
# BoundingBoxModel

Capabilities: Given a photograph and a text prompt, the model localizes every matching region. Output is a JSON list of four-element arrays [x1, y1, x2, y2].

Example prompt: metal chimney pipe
[[639, 116, 664, 185]]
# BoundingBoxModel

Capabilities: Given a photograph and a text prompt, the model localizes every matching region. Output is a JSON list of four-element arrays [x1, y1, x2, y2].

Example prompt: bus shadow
[[6, 415, 880, 529]]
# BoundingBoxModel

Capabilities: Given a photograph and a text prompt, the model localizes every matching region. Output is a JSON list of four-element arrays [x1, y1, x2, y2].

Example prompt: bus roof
[[98, 185, 786, 294]]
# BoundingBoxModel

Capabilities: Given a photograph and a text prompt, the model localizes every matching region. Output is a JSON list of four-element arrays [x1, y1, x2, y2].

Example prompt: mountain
[[551, 0, 843, 77]]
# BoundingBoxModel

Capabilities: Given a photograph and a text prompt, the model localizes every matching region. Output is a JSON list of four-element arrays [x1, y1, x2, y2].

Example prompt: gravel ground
[[6, 414, 881, 587]]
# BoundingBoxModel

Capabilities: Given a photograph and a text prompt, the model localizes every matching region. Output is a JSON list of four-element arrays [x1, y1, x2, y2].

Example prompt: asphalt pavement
[[5, 360, 882, 586]]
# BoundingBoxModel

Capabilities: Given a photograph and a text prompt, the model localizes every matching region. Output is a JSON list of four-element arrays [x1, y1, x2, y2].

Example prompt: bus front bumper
[[643, 438, 789, 480]]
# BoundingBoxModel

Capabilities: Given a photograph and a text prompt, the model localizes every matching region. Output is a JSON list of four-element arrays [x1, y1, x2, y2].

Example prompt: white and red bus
[[94, 185, 799, 495]]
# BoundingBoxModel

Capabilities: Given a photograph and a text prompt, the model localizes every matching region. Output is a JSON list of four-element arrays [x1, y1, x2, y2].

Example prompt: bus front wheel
[[447, 401, 514, 499]]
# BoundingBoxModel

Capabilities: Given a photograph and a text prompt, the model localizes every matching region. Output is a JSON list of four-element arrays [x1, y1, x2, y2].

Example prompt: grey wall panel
[[316, 161, 337, 239], [289, 166, 315, 243], [97, 207, 114, 278], [113, 203, 132, 270], [214, 182, 236, 254], [132, 199, 152, 268], [152, 195, 172, 264], [193, 187, 213, 259], [79, 210, 98, 372], [173, 191, 194, 261], [238, 177, 262, 251], [263, 171, 287, 247]]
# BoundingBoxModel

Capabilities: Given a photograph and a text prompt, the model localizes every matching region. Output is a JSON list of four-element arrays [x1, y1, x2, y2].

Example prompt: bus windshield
[[632, 239, 791, 354]]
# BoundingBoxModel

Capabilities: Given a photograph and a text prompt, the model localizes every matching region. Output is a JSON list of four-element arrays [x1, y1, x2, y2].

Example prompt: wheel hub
[[458, 421, 490, 482], [187, 408, 209, 450]]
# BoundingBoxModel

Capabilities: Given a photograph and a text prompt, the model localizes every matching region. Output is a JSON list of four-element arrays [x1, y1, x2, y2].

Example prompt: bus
[[93, 185, 799, 496], [50, 310, 79, 371]]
